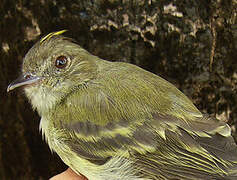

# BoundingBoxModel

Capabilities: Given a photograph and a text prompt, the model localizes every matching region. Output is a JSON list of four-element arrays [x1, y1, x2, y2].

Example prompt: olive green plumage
[[8, 31, 237, 180]]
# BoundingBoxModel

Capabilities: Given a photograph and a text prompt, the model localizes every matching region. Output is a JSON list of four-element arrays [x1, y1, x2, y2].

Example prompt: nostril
[[24, 74, 31, 79]]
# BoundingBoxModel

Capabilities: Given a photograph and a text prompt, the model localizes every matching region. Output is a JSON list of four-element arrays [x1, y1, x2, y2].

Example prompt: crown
[[40, 30, 67, 43]]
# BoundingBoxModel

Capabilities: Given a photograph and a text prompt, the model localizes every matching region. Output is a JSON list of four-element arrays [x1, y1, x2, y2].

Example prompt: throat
[[24, 86, 62, 115]]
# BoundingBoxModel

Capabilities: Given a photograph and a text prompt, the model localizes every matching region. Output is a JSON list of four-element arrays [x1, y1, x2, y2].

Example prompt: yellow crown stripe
[[40, 30, 67, 43]]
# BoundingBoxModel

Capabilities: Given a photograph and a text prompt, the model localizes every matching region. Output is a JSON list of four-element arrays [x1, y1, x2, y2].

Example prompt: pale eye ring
[[55, 56, 68, 69]]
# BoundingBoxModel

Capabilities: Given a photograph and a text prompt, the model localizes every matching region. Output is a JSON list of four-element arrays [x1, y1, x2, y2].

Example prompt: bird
[[7, 30, 237, 180]]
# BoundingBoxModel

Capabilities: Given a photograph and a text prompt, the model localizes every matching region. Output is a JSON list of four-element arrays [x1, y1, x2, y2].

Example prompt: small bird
[[7, 30, 237, 180]]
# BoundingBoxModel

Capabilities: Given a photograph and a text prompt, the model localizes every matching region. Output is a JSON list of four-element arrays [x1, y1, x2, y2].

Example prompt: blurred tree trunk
[[0, 0, 236, 179]]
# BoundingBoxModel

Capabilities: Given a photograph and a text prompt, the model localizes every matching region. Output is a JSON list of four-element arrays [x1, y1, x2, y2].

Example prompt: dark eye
[[55, 56, 68, 69]]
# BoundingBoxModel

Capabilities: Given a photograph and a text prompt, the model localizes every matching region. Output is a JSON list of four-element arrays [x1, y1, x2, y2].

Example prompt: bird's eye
[[55, 56, 68, 69]]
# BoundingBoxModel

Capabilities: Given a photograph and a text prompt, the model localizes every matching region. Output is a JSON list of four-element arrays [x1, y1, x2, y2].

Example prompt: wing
[[131, 116, 237, 179], [51, 62, 237, 179]]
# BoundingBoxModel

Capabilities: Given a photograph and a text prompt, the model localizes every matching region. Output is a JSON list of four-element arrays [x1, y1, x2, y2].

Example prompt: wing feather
[[50, 62, 237, 179]]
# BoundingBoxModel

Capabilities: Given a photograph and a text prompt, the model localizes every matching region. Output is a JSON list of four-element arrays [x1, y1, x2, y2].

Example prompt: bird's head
[[7, 30, 97, 114]]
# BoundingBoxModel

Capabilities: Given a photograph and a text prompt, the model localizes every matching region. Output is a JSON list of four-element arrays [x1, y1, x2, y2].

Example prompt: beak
[[7, 74, 42, 92]]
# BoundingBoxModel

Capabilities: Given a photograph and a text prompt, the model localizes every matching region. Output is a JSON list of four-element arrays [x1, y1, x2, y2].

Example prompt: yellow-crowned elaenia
[[7, 30, 237, 180]]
